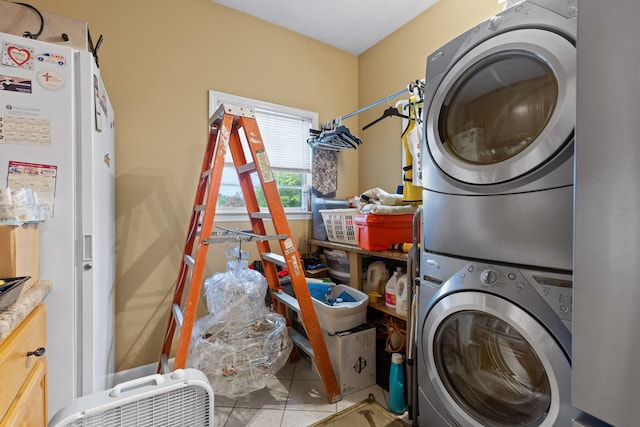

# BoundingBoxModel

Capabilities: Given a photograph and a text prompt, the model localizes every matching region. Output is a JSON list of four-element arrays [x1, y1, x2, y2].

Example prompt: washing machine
[[421, 0, 577, 271], [416, 251, 578, 426]]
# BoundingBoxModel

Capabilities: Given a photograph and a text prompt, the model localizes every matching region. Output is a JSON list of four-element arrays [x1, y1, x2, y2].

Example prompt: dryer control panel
[[455, 262, 573, 326]]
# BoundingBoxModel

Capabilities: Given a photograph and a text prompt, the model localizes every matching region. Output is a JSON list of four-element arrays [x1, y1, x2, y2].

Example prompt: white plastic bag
[[187, 244, 292, 397]]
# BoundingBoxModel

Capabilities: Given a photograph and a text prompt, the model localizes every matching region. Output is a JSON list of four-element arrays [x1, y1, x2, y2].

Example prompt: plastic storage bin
[[308, 283, 369, 333], [354, 213, 414, 251], [323, 249, 351, 284], [320, 209, 359, 245], [324, 249, 349, 274]]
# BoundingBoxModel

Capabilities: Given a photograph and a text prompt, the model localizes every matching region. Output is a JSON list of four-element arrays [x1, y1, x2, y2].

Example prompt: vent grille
[[64, 385, 211, 427]]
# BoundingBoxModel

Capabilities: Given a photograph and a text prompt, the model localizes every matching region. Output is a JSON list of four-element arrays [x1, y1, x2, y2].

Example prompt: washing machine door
[[422, 292, 574, 426], [425, 28, 575, 185]]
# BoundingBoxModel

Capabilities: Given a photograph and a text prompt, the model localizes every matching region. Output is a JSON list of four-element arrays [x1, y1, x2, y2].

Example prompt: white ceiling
[[212, 0, 440, 55]]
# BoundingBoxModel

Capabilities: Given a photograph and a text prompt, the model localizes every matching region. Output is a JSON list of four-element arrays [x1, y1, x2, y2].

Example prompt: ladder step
[[288, 327, 315, 359], [183, 254, 195, 268], [204, 230, 289, 244], [263, 252, 286, 267], [237, 162, 256, 174], [250, 212, 272, 220], [172, 303, 183, 328], [272, 291, 300, 314], [159, 354, 171, 375]]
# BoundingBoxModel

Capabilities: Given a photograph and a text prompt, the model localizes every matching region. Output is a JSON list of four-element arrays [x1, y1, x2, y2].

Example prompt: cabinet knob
[[27, 347, 46, 357]]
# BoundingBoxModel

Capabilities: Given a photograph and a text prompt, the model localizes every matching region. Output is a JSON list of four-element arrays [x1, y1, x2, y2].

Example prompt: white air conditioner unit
[[48, 369, 214, 427]]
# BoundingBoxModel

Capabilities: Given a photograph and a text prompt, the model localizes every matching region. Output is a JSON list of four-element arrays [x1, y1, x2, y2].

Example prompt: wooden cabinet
[[0, 304, 47, 427], [307, 239, 408, 321]]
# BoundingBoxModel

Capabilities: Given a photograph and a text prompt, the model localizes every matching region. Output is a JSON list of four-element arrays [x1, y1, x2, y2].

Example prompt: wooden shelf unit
[[306, 239, 408, 321]]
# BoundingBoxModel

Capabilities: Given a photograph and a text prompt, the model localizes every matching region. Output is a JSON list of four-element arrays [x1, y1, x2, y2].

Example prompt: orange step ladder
[[157, 103, 342, 403]]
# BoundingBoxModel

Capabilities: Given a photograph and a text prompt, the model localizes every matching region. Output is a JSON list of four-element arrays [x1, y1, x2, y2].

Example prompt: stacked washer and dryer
[[416, 1, 580, 426]]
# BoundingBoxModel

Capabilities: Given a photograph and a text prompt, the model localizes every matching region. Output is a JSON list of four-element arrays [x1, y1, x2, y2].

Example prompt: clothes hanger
[[307, 124, 362, 150], [306, 80, 425, 150], [362, 104, 411, 131], [319, 126, 361, 149]]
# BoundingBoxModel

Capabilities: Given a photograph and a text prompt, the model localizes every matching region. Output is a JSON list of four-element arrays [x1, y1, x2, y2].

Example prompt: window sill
[[214, 211, 312, 222]]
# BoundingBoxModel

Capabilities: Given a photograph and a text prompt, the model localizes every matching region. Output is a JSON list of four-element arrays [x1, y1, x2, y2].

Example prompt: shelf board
[[308, 239, 408, 262], [368, 300, 407, 321]]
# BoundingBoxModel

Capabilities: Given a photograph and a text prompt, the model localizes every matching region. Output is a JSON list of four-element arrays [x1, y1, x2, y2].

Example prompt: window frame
[[208, 90, 317, 222]]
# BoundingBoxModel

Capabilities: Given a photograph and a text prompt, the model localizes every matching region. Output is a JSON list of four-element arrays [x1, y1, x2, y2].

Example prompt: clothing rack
[[330, 79, 424, 126], [340, 87, 411, 122], [307, 79, 424, 151]]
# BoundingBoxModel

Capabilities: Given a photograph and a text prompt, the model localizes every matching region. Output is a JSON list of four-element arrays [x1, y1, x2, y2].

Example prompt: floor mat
[[310, 394, 409, 426]]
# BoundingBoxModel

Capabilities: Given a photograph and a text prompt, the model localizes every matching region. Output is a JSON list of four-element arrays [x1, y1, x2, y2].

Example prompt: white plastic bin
[[309, 284, 368, 333], [324, 249, 350, 280]]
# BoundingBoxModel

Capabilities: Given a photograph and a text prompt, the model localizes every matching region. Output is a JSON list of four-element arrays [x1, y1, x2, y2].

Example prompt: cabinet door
[[0, 305, 46, 421], [1, 359, 47, 427]]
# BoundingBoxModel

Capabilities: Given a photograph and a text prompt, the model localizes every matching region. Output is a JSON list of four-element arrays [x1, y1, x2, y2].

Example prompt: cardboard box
[[0, 0, 88, 51], [0, 223, 39, 293], [323, 324, 376, 395]]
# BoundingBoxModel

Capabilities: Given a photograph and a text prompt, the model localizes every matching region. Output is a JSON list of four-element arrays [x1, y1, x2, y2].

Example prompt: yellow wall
[[357, 0, 502, 192], [20, 0, 502, 371], [22, 0, 358, 370]]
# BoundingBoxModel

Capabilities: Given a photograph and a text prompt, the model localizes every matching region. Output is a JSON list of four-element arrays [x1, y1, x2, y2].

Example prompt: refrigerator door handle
[[83, 234, 93, 261]]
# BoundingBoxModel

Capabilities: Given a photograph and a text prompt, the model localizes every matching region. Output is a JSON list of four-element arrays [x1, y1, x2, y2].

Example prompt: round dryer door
[[422, 292, 574, 427], [425, 28, 575, 185]]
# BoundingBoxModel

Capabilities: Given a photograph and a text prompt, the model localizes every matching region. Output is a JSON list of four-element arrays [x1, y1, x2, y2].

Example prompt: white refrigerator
[[0, 31, 115, 418]]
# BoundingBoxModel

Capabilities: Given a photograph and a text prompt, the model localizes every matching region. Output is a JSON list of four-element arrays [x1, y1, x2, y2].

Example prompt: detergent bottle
[[396, 273, 409, 316], [365, 259, 389, 295], [388, 353, 407, 415], [385, 267, 403, 308]]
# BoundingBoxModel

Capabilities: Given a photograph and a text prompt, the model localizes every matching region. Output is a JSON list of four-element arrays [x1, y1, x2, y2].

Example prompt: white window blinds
[[251, 108, 311, 171], [208, 91, 316, 172]]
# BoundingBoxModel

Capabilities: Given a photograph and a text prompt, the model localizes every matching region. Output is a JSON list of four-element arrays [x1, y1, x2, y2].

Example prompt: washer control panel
[[523, 270, 573, 323], [480, 268, 498, 286]]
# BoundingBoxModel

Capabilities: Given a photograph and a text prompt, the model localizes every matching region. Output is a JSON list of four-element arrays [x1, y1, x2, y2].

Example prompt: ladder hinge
[[210, 102, 256, 123]]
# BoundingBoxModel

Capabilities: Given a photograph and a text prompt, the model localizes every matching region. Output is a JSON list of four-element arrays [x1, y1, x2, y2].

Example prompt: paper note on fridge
[[7, 161, 57, 217], [0, 111, 51, 146]]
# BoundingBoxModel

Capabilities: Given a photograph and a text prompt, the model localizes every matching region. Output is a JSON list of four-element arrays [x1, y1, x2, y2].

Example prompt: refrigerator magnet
[[37, 70, 64, 91], [2, 42, 34, 69], [35, 52, 66, 66], [0, 74, 32, 93]]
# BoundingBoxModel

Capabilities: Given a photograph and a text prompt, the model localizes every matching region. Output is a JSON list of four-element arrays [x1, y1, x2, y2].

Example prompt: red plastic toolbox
[[354, 213, 414, 251]]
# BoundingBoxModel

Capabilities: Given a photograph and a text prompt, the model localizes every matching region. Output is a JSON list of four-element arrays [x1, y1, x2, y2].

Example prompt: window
[[208, 91, 317, 220]]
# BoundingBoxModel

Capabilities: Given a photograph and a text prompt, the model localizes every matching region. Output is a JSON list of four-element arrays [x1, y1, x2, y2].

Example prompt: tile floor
[[214, 355, 410, 426]]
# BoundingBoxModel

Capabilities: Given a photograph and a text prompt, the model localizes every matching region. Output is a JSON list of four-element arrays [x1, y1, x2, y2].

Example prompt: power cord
[[13, 2, 44, 40], [381, 315, 406, 353]]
